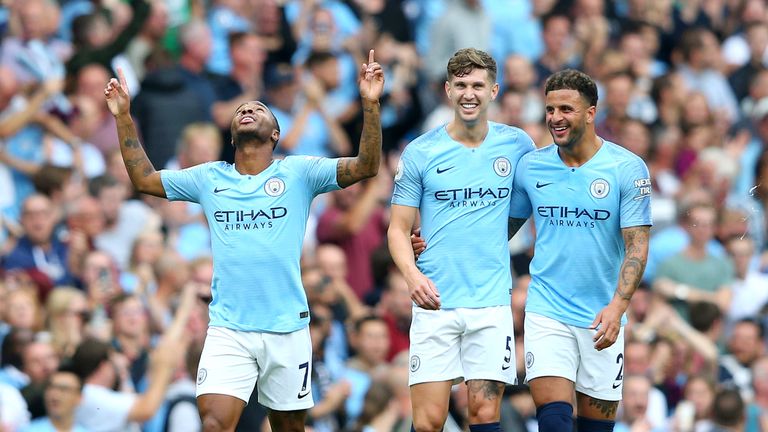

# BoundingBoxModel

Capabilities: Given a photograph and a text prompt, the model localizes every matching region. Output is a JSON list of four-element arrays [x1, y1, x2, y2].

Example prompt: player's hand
[[590, 301, 624, 351], [405, 270, 440, 310], [358, 49, 384, 102], [104, 68, 131, 117], [410, 227, 426, 260]]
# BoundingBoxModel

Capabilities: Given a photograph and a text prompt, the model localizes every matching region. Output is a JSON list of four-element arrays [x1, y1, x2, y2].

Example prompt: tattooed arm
[[614, 225, 650, 303], [105, 69, 166, 198], [336, 50, 384, 188], [591, 224, 650, 350]]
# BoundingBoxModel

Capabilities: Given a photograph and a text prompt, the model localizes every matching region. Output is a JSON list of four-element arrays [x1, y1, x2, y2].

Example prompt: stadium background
[[1, 0, 768, 430]]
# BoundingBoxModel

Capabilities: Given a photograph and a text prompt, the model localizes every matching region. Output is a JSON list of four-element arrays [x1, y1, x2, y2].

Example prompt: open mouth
[[240, 116, 255, 124], [551, 125, 568, 137]]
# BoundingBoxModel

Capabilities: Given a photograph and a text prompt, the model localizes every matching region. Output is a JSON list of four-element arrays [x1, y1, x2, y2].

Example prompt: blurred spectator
[[533, 12, 575, 86], [316, 176, 388, 300], [710, 387, 746, 432], [89, 174, 158, 270], [125, 0, 170, 82], [673, 375, 716, 432], [4, 194, 77, 287], [73, 64, 120, 157], [147, 251, 189, 332], [251, 0, 297, 65], [45, 287, 89, 360], [22, 364, 89, 432], [375, 270, 411, 361], [0, 326, 35, 389], [424, 0, 490, 84], [174, 20, 218, 121], [615, 374, 660, 432], [675, 27, 740, 125], [0, 379, 30, 430], [131, 56, 211, 170], [162, 340, 203, 432], [728, 21, 768, 103], [210, 31, 266, 163], [726, 236, 768, 325], [205, 0, 251, 75], [343, 315, 390, 427], [72, 283, 194, 432], [652, 202, 733, 319], [110, 294, 152, 391], [20, 338, 60, 419], [65, 0, 150, 89], [719, 318, 765, 401]]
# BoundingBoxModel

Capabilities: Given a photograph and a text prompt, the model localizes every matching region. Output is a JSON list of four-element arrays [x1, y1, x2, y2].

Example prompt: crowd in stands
[[1, 0, 768, 430]]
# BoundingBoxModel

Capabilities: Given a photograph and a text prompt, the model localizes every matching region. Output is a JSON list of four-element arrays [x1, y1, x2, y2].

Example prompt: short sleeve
[[160, 163, 212, 203], [509, 156, 532, 219], [391, 145, 423, 208], [619, 157, 653, 228], [300, 156, 340, 195]]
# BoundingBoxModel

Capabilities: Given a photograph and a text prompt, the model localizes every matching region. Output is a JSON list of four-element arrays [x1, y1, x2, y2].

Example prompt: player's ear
[[586, 105, 596, 125], [271, 130, 280, 149]]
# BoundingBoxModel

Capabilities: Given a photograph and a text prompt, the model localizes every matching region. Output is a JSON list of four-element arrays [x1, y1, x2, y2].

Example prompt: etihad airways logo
[[213, 207, 287, 231], [537, 206, 611, 228], [434, 187, 510, 208]]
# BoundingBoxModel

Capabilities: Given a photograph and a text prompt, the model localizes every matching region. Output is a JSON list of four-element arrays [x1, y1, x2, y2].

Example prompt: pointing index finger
[[368, 49, 375, 65], [117, 67, 128, 90]]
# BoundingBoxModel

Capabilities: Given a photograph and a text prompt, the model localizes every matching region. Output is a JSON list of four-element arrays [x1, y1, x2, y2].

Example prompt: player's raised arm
[[336, 49, 384, 188], [104, 68, 166, 198]]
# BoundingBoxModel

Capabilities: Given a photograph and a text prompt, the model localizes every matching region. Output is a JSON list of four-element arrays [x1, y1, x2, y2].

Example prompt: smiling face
[[545, 88, 595, 150], [445, 68, 499, 126], [230, 101, 280, 148]]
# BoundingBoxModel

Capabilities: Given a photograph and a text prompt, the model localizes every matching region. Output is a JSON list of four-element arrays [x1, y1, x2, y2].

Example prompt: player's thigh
[[523, 313, 579, 391], [196, 326, 260, 403], [573, 325, 625, 403], [258, 327, 315, 411], [528, 376, 575, 408], [409, 307, 463, 386], [460, 306, 516, 385], [266, 408, 308, 432]]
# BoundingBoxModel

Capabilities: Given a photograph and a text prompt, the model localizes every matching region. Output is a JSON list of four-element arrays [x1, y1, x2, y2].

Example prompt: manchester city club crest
[[410, 355, 421, 372], [590, 178, 610, 199], [197, 368, 207, 385], [493, 157, 511, 177], [394, 159, 404, 182], [264, 177, 286, 197], [525, 352, 534, 369]]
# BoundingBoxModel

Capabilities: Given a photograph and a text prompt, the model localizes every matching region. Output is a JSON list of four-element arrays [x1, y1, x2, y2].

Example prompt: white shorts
[[409, 306, 516, 386], [523, 313, 625, 401], [196, 326, 314, 410]]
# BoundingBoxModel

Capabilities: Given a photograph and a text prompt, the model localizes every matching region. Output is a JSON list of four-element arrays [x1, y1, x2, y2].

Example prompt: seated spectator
[[21, 364, 88, 432]]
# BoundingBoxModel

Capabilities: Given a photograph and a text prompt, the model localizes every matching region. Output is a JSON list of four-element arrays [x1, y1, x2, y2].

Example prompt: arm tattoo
[[588, 397, 619, 418], [337, 101, 381, 188], [614, 226, 650, 302], [508, 218, 527, 240], [467, 380, 505, 401], [116, 116, 161, 196]]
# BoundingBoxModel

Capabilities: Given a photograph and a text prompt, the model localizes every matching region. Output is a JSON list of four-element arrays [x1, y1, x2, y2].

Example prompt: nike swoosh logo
[[612, 383, 622, 389], [502, 365, 511, 371], [436, 166, 454, 174], [535, 182, 553, 188], [297, 390, 310, 399], [214, 187, 230, 193]]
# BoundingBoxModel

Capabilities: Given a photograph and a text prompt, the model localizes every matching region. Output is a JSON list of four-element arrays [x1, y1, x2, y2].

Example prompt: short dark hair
[[88, 174, 120, 197], [712, 387, 744, 427], [70, 339, 111, 381], [56, 362, 85, 391], [544, 69, 598, 107], [305, 50, 336, 70], [446, 48, 497, 83]]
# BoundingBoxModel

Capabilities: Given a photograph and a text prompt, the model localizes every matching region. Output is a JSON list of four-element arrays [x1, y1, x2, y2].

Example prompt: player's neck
[[446, 119, 488, 147], [50, 414, 76, 430], [558, 133, 601, 166], [234, 144, 274, 175]]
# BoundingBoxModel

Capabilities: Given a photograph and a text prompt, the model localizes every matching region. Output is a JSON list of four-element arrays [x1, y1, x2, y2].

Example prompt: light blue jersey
[[161, 157, 339, 332], [510, 141, 652, 327], [392, 122, 535, 308]]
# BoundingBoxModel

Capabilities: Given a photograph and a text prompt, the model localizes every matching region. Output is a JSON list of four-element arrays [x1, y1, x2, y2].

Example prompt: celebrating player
[[104, 49, 384, 432]]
